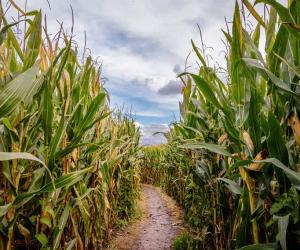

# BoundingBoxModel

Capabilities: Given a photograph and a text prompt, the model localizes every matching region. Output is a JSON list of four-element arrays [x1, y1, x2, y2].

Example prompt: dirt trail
[[109, 184, 184, 250]]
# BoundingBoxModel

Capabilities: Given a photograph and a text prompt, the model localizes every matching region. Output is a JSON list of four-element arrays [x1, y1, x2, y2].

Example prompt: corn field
[[0, 2, 141, 249], [141, 0, 300, 249], [2, 0, 300, 249]]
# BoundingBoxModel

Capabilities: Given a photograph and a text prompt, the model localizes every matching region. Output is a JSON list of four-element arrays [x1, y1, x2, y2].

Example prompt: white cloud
[[135, 111, 167, 118], [140, 124, 169, 145], [12, 0, 234, 86], [9, 0, 238, 144]]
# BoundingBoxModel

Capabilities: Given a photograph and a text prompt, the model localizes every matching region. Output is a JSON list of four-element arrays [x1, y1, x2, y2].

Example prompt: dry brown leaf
[[218, 133, 228, 145], [243, 131, 254, 152], [289, 112, 300, 145], [248, 149, 268, 171]]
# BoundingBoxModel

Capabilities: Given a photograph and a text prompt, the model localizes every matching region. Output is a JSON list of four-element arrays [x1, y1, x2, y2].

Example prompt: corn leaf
[[179, 142, 231, 156], [0, 62, 41, 118], [217, 178, 242, 195]]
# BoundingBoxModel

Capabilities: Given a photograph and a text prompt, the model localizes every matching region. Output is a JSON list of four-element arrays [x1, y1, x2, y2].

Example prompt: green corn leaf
[[217, 178, 242, 195], [3, 17, 25, 62], [179, 142, 231, 157], [40, 216, 52, 228], [0, 152, 46, 167], [53, 202, 70, 249], [41, 81, 53, 146], [243, 58, 297, 96], [269, 25, 289, 76], [222, 29, 233, 44], [222, 117, 241, 142], [186, 111, 209, 131], [247, 89, 262, 154], [48, 112, 66, 168], [48, 100, 82, 168], [38, 166, 93, 193], [28, 168, 46, 193], [75, 93, 106, 136], [242, 0, 266, 28], [243, 29, 265, 64], [255, 0, 300, 39], [252, 23, 261, 48], [266, 112, 288, 184], [0, 62, 42, 118], [23, 11, 42, 70], [190, 74, 223, 110], [258, 158, 300, 191], [265, 7, 277, 51], [273, 52, 300, 78], [231, 1, 244, 104], [181, 124, 201, 135], [266, 113, 288, 165], [54, 42, 72, 86], [13, 166, 93, 207], [191, 39, 207, 67], [35, 233, 48, 246]]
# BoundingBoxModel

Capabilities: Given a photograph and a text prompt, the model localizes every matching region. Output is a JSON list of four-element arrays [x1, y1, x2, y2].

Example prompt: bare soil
[[108, 184, 184, 250]]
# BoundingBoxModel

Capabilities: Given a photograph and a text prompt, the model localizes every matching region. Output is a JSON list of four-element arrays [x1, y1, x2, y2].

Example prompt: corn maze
[[1, 0, 300, 249]]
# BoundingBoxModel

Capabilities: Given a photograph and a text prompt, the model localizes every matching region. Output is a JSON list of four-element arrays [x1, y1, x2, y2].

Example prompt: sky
[[11, 0, 236, 144]]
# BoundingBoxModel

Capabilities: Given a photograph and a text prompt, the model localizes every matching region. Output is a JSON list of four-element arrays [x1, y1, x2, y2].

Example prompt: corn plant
[[0, 2, 141, 249], [141, 0, 300, 249]]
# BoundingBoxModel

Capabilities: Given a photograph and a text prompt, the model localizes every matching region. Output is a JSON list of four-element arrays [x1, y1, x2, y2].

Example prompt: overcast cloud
[[11, 0, 236, 144], [158, 80, 182, 96]]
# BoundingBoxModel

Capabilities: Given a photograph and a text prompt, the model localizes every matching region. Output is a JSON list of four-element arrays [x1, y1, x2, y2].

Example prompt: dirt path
[[109, 184, 184, 250]]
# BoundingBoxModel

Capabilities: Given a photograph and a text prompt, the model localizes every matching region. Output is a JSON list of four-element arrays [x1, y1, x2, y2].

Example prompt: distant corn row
[[140, 145, 166, 185], [0, 2, 141, 249], [142, 0, 300, 249]]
